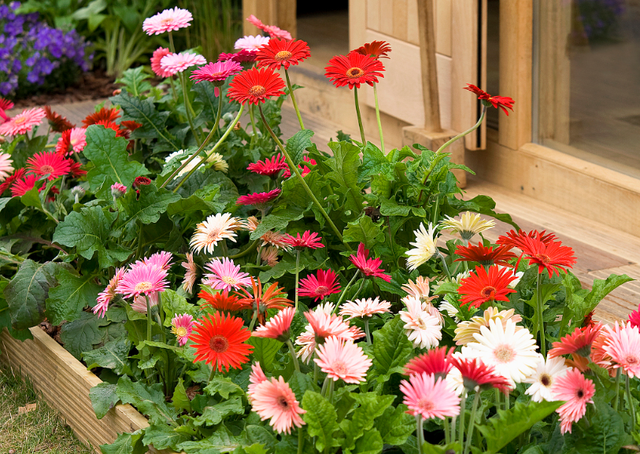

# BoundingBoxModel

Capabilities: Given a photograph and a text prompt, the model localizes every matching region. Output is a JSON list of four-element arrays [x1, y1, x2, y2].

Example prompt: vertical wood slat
[[417, 0, 442, 132], [379, 0, 394, 35], [366, 0, 381, 31], [392, 0, 408, 41], [407, 0, 420, 45], [435, 0, 452, 56], [350, 0, 368, 50]]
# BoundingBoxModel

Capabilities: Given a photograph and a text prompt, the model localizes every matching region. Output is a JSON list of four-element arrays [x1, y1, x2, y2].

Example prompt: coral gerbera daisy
[[250, 376, 305, 434], [227, 67, 286, 106], [116, 261, 169, 299], [203, 257, 252, 291], [298, 269, 341, 302], [352, 40, 392, 59], [181, 253, 197, 294], [246, 15, 293, 41], [521, 237, 577, 278], [234, 35, 270, 52], [282, 231, 324, 249], [150, 47, 174, 78], [190, 312, 253, 372], [143, 7, 193, 35], [83, 107, 121, 127], [314, 336, 372, 384], [399, 296, 443, 349], [27, 152, 72, 181], [458, 265, 518, 309], [256, 38, 311, 71], [171, 314, 194, 346], [400, 372, 460, 420], [440, 211, 495, 241], [190, 213, 244, 254], [402, 276, 434, 302], [93, 267, 126, 318], [247, 153, 288, 177], [602, 322, 640, 378], [235, 278, 293, 323], [248, 362, 268, 396], [199, 289, 249, 312], [403, 346, 454, 378], [551, 368, 595, 434], [455, 242, 516, 267], [339, 297, 391, 319], [548, 324, 603, 359], [236, 188, 281, 208], [464, 84, 515, 116], [325, 52, 385, 89], [261, 246, 280, 266], [0, 153, 13, 182], [161, 52, 207, 75], [253, 307, 296, 342], [0, 107, 46, 136], [524, 355, 568, 402], [349, 243, 392, 282], [448, 355, 512, 394], [10, 174, 41, 197], [406, 222, 437, 271]]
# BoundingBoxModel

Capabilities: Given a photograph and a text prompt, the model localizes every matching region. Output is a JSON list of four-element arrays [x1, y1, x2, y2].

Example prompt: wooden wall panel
[[392, 0, 409, 41], [366, 0, 381, 31], [379, 0, 394, 35], [435, 0, 452, 56], [350, 0, 368, 50], [407, 0, 420, 45]]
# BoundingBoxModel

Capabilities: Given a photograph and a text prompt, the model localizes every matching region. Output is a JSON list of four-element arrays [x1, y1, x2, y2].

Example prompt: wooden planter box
[[0, 327, 175, 454]]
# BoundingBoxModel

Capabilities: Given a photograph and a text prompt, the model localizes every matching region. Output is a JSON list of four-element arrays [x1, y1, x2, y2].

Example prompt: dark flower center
[[540, 374, 551, 387], [41, 164, 55, 174], [275, 50, 292, 61], [277, 396, 289, 408], [315, 285, 328, 295], [534, 253, 551, 264], [347, 67, 364, 78], [249, 85, 266, 96], [576, 389, 584, 399], [480, 286, 496, 299], [209, 335, 229, 353]]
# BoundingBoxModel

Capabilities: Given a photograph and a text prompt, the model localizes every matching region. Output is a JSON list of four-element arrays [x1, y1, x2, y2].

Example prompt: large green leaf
[[117, 67, 152, 97], [353, 429, 383, 454], [286, 129, 314, 165], [83, 125, 149, 198], [342, 215, 385, 249], [250, 207, 305, 240], [177, 428, 243, 453], [340, 393, 394, 451], [100, 431, 145, 454], [246, 337, 283, 372], [203, 377, 245, 399], [116, 376, 177, 425], [4, 259, 58, 329], [302, 391, 342, 452], [46, 266, 102, 325], [89, 382, 119, 419], [562, 399, 630, 454], [142, 424, 191, 450], [360, 142, 394, 181], [172, 378, 192, 413], [326, 141, 365, 216], [372, 315, 414, 383], [193, 397, 245, 426], [59, 311, 104, 358], [376, 405, 415, 446], [580, 274, 633, 319], [83, 338, 132, 375], [118, 183, 181, 228]]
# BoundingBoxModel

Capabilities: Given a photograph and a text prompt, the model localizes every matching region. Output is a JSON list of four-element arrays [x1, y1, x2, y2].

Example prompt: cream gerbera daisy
[[406, 223, 437, 271], [462, 319, 539, 386], [524, 355, 568, 402], [190, 213, 244, 254], [399, 296, 442, 349], [440, 211, 495, 241], [454, 307, 522, 346], [402, 276, 434, 303], [207, 152, 229, 173]]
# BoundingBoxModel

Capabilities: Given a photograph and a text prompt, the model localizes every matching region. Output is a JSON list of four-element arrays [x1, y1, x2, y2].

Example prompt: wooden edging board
[[0, 327, 176, 454]]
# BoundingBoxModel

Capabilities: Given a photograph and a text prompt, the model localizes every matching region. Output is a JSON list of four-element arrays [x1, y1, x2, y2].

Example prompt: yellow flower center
[[209, 335, 229, 353], [274, 50, 292, 61], [134, 281, 153, 292], [14, 116, 27, 125], [222, 276, 238, 285], [175, 326, 188, 337], [249, 85, 266, 96], [346, 67, 364, 78]]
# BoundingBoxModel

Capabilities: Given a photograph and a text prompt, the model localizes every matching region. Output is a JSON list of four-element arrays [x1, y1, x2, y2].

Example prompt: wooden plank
[[437, 54, 452, 130], [392, 0, 409, 41], [379, 0, 394, 36], [366, 0, 381, 32], [407, 0, 420, 45], [417, 0, 442, 133], [435, 0, 452, 56], [349, 0, 368, 50]]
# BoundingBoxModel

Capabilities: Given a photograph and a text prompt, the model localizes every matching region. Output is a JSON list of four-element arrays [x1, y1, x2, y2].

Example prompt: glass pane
[[535, 0, 640, 177]]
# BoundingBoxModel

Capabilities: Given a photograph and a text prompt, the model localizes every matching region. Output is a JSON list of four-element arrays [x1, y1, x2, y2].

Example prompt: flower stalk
[[464, 391, 481, 454], [372, 83, 384, 152], [535, 272, 546, 356], [353, 87, 366, 145], [285, 70, 305, 130]]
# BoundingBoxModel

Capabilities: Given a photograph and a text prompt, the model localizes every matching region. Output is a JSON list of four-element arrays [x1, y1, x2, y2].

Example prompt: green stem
[[627, 374, 637, 430], [179, 72, 202, 146], [614, 368, 621, 411], [145, 294, 152, 342], [458, 389, 467, 445], [416, 415, 425, 454], [297, 426, 304, 454], [364, 318, 372, 344], [258, 105, 344, 242], [444, 417, 451, 445], [372, 83, 384, 153], [294, 249, 301, 311], [435, 105, 486, 154], [285, 70, 305, 130], [495, 388, 501, 411], [536, 272, 546, 356], [168, 76, 178, 101], [248, 310, 258, 331], [168, 32, 176, 53], [228, 239, 260, 259], [249, 104, 258, 136], [286, 339, 300, 372], [464, 392, 481, 454], [438, 252, 452, 281], [353, 87, 366, 145], [208, 365, 216, 382], [333, 271, 360, 313]]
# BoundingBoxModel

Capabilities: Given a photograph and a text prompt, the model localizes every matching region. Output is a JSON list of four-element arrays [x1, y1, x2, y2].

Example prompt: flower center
[[534, 253, 551, 264], [332, 360, 348, 375], [70, 138, 78, 146], [540, 373, 552, 387], [480, 286, 497, 299], [576, 389, 584, 399], [134, 281, 153, 293], [418, 398, 435, 411], [494, 344, 516, 363], [14, 116, 26, 125], [249, 85, 266, 96], [175, 327, 188, 337], [207, 229, 222, 242], [347, 67, 364, 78], [362, 267, 374, 275], [416, 315, 429, 330], [315, 285, 329, 295], [626, 355, 638, 365], [277, 396, 289, 409], [275, 50, 292, 61], [40, 164, 55, 174], [209, 335, 229, 353], [222, 275, 238, 286]]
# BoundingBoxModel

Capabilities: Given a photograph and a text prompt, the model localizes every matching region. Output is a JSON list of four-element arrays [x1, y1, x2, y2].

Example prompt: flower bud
[[111, 182, 127, 199]]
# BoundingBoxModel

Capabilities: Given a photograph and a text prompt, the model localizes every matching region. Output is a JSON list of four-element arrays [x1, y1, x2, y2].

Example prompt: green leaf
[[476, 400, 562, 453], [162, 289, 197, 326], [83, 125, 149, 198], [581, 274, 634, 319], [342, 215, 385, 249], [244, 425, 277, 452], [46, 266, 102, 325], [377, 405, 415, 446], [372, 315, 413, 383], [90, 382, 119, 419], [142, 424, 191, 450], [360, 142, 394, 181], [287, 370, 319, 402], [250, 207, 305, 240], [246, 337, 283, 372], [354, 428, 383, 454], [286, 129, 314, 165], [172, 378, 192, 413], [193, 397, 244, 426], [117, 67, 152, 97], [379, 198, 411, 217], [340, 393, 394, 451], [100, 431, 144, 454], [562, 398, 629, 454], [116, 376, 177, 425], [177, 428, 243, 453], [118, 184, 181, 228], [326, 141, 365, 216], [20, 186, 42, 210], [4, 260, 57, 330], [59, 311, 103, 358], [421, 442, 462, 454], [83, 338, 132, 375], [302, 391, 342, 452], [204, 377, 245, 399]]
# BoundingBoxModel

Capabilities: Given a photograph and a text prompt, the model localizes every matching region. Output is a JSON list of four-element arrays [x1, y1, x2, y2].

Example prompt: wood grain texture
[[435, 0, 452, 56], [417, 0, 442, 132], [350, 0, 368, 50]]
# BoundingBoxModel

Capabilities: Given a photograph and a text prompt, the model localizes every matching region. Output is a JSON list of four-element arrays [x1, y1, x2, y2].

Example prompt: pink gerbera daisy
[[250, 376, 305, 434], [628, 305, 640, 329], [253, 307, 295, 342], [218, 49, 257, 64], [235, 35, 270, 52], [181, 253, 197, 294], [161, 52, 207, 75], [400, 372, 460, 420], [171, 313, 194, 346], [111, 182, 127, 199], [247, 153, 288, 177], [143, 7, 193, 35], [55, 128, 87, 156], [116, 261, 169, 299], [131, 291, 160, 313], [282, 231, 324, 249], [150, 47, 174, 78], [203, 257, 252, 291], [602, 322, 640, 378], [236, 188, 281, 208], [0, 107, 46, 136], [298, 269, 341, 302], [246, 15, 292, 40], [282, 155, 316, 178], [0, 153, 13, 182], [248, 362, 268, 397], [551, 368, 595, 434], [403, 346, 454, 378], [191, 61, 243, 85], [0, 97, 14, 123], [314, 336, 372, 383], [349, 243, 392, 282], [11, 174, 42, 197], [26, 152, 71, 181], [93, 267, 126, 318], [339, 297, 391, 319], [143, 251, 173, 271]]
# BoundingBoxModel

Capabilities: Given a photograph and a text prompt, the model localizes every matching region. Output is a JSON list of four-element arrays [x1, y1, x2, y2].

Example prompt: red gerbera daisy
[[464, 84, 515, 116], [352, 40, 392, 59], [457, 265, 518, 309], [454, 242, 516, 267], [218, 49, 258, 64], [234, 278, 293, 324], [256, 38, 311, 71], [236, 188, 281, 207], [349, 242, 392, 282], [68, 161, 87, 178], [520, 237, 576, 278], [199, 289, 249, 312], [247, 153, 288, 177], [324, 53, 385, 89], [299, 269, 341, 302], [83, 107, 121, 127], [11, 174, 42, 197], [0, 168, 25, 195], [133, 176, 152, 188], [120, 121, 142, 132], [549, 324, 603, 359], [43, 106, 74, 132], [496, 229, 558, 250], [282, 231, 324, 249], [403, 346, 454, 379], [190, 312, 254, 372], [227, 67, 286, 106], [448, 356, 512, 394], [26, 152, 71, 181], [282, 155, 316, 178]]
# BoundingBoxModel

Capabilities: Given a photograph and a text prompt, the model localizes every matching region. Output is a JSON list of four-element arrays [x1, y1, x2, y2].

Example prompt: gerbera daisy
[[403, 346, 454, 378], [496, 229, 558, 251], [116, 261, 169, 299], [207, 152, 228, 172], [260, 246, 279, 266], [190, 60, 242, 86], [0, 98, 15, 122], [55, 128, 87, 156], [247, 153, 288, 177], [464, 84, 515, 116], [199, 289, 249, 312], [551, 368, 595, 434], [352, 40, 392, 59], [94, 120, 128, 138], [521, 237, 577, 278], [440, 211, 495, 241], [0, 107, 46, 136], [400, 296, 443, 349], [121, 121, 142, 133], [629, 305, 640, 329], [131, 291, 160, 313], [236, 188, 281, 208], [524, 355, 568, 402], [406, 223, 437, 271], [402, 276, 434, 302], [548, 324, 602, 359], [260, 231, 291, 250], [43, 106, 74, 132], [448, 356, 512, 393], [143, 251, 173, 271], [0, 169, 25, 195], [218, 49, 257, 64], [150, 47, 174, 78], [161, 52, 207, 75], [227, 67, 286, 106], [235, 35, 270, 52], [246, 15, 293, 40], [462, 319, 539, 386], [299, 269, 341, 302], [256, 38, 311, 70], [454, 307, 522, 346], [26, 152, 71, 181], [111, 182, 127, 199], [171, 314, 194, 346], [400, 372, 460, 420], [325, 53, 385, 89], [455, 242, 516, 267], [190, 213, 244, 254], [82, 107, 121, 127], [0, 153, 13, 182], [315, 336, 372, 383], [190, 312, 253, 372], [11, 174, 42, 197], [93, 267, 126, 318], [282, 231, 324, 249], [235, 278, 293, 323], [250, 376, 305, 434], [303, 306, 355, 341], [203, 257, 252, 291], [132, 176, 151, 188], [248, 362, 268, 396], [282, 155, 316, 178], [340, 297, 391, 319], [181, 253, 197, 294], [143, 7, 193, 35], [254, 307, 295, 342], [349, 243, 392, 282], [457, 265, 518, 309], [602, 322, 640, 378]]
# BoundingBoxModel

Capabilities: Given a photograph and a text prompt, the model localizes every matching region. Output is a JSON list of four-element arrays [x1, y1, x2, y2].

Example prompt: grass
[[0, 365, 96, 454]]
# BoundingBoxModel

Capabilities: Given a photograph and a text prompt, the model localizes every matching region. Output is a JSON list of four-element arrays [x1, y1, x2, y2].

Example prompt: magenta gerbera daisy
[[349, 242, 392, 282], [218, 49, 257, 64], [315, 336, 372, 384], [190, 61, 243, 85], [10, 174, 42, 197], [236, 188, 281, 208], [203, 257, 252, 291], [26, 152, 71, 181], [116, 261, 169, 299], [143, 7, 193, 35], [0, 107, 46, 136], [282, 231, 324, 249], [298, 269, 341, 302], [247, 153, 288, 177], [143, 251, 173, 271], [161, 52, 207, 75], [171, 313, 194, 346]]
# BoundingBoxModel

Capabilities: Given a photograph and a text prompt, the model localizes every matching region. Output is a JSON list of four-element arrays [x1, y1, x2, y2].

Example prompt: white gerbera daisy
[[340, 297, 391, 319], [189, 213, 244, 254], [406, 223, 437, 271], [524, 355, 569, 402], [206, 152, 229, 173], [461, 319, 539, 386], [440, 211, 495, 241], [399, 296, 442, 349]]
